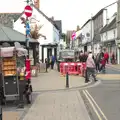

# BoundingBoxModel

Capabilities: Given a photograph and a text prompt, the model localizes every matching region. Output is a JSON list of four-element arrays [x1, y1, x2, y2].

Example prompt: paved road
[[81, 67, 120, 120]]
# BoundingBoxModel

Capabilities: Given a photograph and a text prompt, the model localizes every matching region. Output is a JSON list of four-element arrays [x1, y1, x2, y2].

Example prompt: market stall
[[0, 47, 28, 102]]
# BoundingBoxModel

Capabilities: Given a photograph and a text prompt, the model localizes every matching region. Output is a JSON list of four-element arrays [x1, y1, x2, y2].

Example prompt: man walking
[[51, 55, 56, 69]]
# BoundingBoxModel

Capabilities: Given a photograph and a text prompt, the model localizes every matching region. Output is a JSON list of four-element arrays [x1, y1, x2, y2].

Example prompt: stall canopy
[[0, 47, 28, 57], [0, 23, 37, 43]]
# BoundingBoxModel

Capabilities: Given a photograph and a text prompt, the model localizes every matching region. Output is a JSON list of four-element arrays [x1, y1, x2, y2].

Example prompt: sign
[[24, 5, 33, 17], [26, 23, 30, 35], [72, 31, 76, 40]]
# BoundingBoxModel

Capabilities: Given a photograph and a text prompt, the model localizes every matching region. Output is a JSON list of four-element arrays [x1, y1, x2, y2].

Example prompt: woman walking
[[85, 52, 97, 83]]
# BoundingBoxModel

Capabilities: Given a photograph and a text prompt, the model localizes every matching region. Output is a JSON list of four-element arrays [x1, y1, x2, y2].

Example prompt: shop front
[[103, 40, 117, 63]]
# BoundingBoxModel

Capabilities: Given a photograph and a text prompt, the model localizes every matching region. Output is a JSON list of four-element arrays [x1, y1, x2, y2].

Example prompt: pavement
[[23, 91, 91, 120], [31, 69, 86, 92], [3, 69, 92, 120], [22, 69, 91, 120]]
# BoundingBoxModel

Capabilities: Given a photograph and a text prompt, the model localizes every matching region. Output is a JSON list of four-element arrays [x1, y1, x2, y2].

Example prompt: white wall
[[81, 20, 92, 45], [101, 28, 117, 42], [14, 7, 59, 45], [103, 10, 107, 27]]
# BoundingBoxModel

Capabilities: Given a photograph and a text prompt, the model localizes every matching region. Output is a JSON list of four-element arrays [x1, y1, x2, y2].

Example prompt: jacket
[[86, 54, 95, 68]]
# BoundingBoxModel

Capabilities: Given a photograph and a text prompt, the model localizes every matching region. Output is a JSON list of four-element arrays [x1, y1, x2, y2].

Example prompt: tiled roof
[[0, 24, 37, 43], [0, 13, 21, 28]]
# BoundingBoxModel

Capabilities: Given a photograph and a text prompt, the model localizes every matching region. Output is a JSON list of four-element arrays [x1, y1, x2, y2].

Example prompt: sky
[[0, 0, 117, 32]]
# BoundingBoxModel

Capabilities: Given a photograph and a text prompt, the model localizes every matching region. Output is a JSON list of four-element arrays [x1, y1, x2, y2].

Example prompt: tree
[[61, 33, 66, 42]]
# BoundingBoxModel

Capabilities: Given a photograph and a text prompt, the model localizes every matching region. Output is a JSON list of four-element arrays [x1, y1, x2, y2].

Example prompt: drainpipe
[[90, 15, 94, 54]]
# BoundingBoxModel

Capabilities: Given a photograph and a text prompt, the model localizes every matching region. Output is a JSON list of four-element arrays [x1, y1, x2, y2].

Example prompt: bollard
[[0, 106, 2, 120], [66, 72, 69, 88]]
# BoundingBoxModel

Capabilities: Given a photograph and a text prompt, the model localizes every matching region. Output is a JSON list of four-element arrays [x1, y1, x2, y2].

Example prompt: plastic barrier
[[76, 62, 82, 75], [81, 62, 86, 77], [63, 63, 69, 75], [60, 62, 86, 76], [60, 62, 64, 74]]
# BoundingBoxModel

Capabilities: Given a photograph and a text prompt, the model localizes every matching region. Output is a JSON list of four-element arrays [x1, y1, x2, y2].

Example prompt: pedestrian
[[85, 52, 97, 83], [100, 56, 106, 72], [51, 55, 56, 69], [45, 58, 48, 72], [23, 80, 32, 104], [95, 53, 101, 73], [104, 50, 109, 64], [111, 52, 115, 64]]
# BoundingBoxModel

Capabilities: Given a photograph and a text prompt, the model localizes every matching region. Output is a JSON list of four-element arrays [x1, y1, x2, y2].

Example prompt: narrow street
[[81, 66, 120, 120]]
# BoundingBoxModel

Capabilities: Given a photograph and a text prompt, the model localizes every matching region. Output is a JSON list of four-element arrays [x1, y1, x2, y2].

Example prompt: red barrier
[[81, 62, 86, 77], [60, 62, 86, 76], [76, 63, 82, 75]]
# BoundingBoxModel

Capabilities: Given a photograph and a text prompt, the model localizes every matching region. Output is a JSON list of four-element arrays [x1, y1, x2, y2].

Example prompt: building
[[117, 0, 120, 64], [75, 19, 93, 53], [92, 9, 108, 55], [13, 4, 60, 63], [100, 14, 117, 63], [66, 30, 73, 47]]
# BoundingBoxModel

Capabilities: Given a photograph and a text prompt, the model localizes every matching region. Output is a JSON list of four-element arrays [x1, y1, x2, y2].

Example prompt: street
[[81, 66, 120, 120]]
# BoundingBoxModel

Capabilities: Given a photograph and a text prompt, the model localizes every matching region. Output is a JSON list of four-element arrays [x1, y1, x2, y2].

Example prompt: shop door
[[47, 48, 52, 61]]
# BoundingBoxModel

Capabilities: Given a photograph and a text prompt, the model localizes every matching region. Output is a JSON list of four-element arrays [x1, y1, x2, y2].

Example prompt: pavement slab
[[23, 91, 91, 120], [32, 70, 85, 91]]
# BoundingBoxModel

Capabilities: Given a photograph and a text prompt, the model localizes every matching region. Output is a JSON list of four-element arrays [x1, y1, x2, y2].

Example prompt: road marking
[[84, 90, 108, 120], [83, 90, 102, 120]]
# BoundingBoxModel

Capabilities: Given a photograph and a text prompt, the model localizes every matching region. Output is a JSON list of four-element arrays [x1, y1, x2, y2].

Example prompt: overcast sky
[[0, 0, 117, 32]]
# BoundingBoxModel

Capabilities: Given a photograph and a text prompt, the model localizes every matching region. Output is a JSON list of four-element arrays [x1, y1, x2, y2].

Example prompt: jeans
[[85, 67, 96, 82], [96, 63, 100, 71]]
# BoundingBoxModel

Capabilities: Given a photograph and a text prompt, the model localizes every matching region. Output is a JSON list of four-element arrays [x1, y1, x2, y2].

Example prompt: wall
[[101, 28, 117, 42], [13, 7, 59, 45], [81, 20, 92, 45], [53, 26, 59, 43]]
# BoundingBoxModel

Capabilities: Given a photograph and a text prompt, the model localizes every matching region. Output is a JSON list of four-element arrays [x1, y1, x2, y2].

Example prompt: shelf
[[3, 69, 16, 71], [3, 64, 16, 66], [4, 74, 17, 76]]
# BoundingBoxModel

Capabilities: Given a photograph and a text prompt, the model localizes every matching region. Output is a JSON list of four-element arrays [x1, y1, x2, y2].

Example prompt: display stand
[[1, 47, 19, 101]]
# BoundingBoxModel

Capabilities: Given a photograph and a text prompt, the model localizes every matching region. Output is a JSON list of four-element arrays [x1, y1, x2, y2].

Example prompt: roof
[[54, 20, 62, 33], [81, 19, 91, 29], [31, 4, 60, 31], [0, 13, 21, 28], [0, 24, 37, 43], [92, 9, 106, 20], [14, 4, 60, 31], [100, 17, 116, 33]]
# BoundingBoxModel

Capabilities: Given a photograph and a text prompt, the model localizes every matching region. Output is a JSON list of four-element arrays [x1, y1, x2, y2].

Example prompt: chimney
[[51, 16, 54, 20], [76, 25, 80, 31], [34, 0, 40, 9]]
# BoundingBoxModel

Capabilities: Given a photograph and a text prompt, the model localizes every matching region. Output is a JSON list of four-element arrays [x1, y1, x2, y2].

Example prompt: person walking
[[100, 56, 106, 72], [95, 53, 101, 73], [85, 52, 97, 83], [51, 55, 56, 69]]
